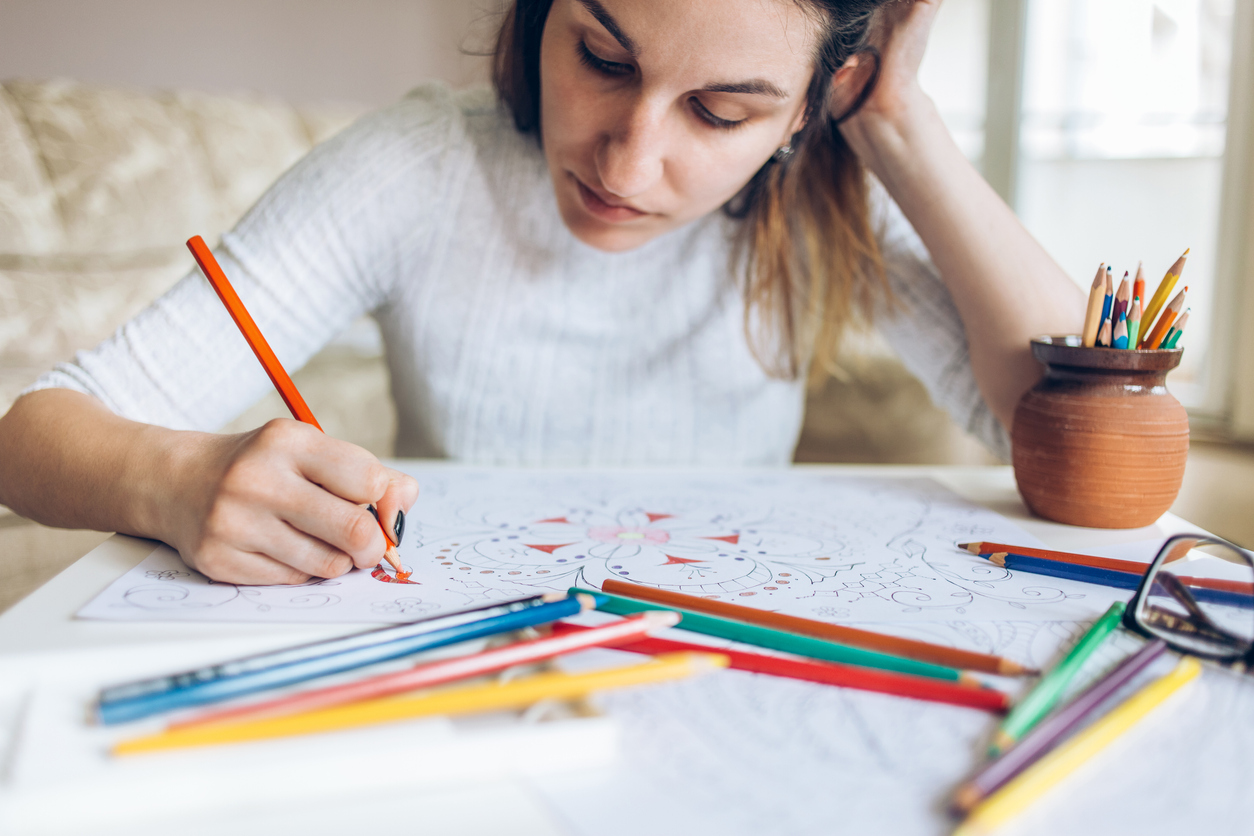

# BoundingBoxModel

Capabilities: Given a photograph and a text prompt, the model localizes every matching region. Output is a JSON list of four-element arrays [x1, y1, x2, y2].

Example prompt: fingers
[[292, 430, 392, 506], [187, 544, 315, 586], [374, 468, 420, 545], [278, 480, 388, 569]]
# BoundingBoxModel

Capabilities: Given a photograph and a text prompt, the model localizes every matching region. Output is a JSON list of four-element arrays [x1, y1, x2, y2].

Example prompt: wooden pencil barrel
[[1011, 337, 1189, 529]]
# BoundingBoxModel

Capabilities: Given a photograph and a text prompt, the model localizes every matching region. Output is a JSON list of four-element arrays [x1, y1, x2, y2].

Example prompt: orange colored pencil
[[186, 235, 403, 575], [552, 622, 1011, 712], [959, 542, 1251, 595], [600, 579, 1034, 676], [1143, 286, 1187, 350], [1132, 261, 1145, 309]]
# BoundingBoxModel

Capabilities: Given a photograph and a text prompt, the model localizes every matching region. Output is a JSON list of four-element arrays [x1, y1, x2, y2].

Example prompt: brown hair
[[492, 0, 893, 380]]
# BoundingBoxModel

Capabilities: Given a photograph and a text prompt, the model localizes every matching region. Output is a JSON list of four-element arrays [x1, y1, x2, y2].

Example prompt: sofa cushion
[[0, 86, 64, 254]]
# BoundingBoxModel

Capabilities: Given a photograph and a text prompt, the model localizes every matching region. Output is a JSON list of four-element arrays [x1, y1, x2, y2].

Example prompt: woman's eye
[[690, 97, 747, 131], [577, 41, 633, 77]]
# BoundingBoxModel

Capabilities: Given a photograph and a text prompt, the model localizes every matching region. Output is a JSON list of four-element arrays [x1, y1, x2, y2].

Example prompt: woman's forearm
[[0, 389, 193, 538], [841, 88, 1085, 430]]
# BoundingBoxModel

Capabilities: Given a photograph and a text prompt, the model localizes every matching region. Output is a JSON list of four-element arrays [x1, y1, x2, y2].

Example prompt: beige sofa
[[0, 78, 993, 612]]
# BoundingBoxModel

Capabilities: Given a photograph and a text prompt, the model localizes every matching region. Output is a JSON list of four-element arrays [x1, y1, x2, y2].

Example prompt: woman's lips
[[574, 176, 648, 223]]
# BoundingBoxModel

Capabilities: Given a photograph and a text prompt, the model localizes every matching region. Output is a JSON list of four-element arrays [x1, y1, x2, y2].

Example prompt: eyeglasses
[[1124, 533, 1254, 671]]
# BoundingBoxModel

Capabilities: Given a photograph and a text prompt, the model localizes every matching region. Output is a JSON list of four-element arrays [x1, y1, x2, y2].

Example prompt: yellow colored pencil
[[1081, 263, 1106, 347], [114, 652, 726, 756], [954, 657, 1201, 836], [1139, 249, 1188, 347]]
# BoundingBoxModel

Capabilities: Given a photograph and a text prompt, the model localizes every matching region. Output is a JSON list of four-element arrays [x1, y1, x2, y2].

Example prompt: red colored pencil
[[173, 611, 679, 729], [553, 623, 1010, 713], [186, 236, 403, 575], [959, 542, 1251, 595]]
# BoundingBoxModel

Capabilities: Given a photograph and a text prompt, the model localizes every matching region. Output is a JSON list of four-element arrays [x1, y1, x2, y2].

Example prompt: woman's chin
[[557, 200, 665, 253]]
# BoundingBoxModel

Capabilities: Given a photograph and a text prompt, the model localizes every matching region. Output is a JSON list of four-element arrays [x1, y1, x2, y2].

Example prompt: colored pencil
[[990, 552, 1252, 607], [960, 541, 1253, 597], [952, 639, 1167, 813], [1099, 267, 1113, 335], [186, 236, 405, 577], [1112, 272, 1130, 323], [955, 657, 1201, 836], [1139, 249, 1188, 346], [1127, 296, 1142, 349], [98, 592, 557, 711], [1143, 286, 1187, 349], [1112, 310, 1128, 349], [551, 622, 1011, 712], [571, 587, 972, 683], [1163, 309, 1190, 350], [1081, 263, 1106, 347], [1097, 318, 1112, 348], [114, 652, 725, 756], [1132, 261, 1145, 309], [989, 602, 1125, 755], [98, 593, 602, 724], [600, 579, 1034, 676], [175, 611, 679, 730]]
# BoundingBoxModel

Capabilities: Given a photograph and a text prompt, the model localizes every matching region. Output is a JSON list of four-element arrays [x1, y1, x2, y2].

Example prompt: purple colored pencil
[[952, 638, 1168, 813]]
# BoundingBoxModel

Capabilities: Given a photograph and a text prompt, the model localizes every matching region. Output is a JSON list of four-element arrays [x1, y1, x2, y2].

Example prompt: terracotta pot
[[1011, 336, 1189, 529]]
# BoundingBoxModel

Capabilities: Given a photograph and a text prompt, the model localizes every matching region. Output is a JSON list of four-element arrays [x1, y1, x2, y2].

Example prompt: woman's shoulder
[[324, 82, 529, 167]]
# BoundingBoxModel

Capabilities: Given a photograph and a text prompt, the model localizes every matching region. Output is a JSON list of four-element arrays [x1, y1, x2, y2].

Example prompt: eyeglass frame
[[1122, 532, 1254, 670]]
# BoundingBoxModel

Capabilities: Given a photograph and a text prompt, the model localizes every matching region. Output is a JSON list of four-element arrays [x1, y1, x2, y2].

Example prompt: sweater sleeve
[[23, 83, 465, 432], [868, 179, 1012, 461]]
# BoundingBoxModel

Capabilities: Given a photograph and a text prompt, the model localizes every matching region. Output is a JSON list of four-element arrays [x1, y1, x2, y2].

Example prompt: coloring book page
[[77, 468, 1124, 624]]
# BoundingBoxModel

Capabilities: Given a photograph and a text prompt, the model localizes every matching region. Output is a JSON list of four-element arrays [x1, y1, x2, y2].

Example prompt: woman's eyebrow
[[577, 0, 638, 56], [702, 80, 789, 99]]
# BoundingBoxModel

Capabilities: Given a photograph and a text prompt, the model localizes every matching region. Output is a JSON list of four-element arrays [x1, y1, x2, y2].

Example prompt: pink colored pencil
[[173, 611, 678, 729]]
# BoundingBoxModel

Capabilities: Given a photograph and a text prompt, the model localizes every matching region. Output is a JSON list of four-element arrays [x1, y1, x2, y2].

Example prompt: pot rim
[[1030, 336, 1183, 372]]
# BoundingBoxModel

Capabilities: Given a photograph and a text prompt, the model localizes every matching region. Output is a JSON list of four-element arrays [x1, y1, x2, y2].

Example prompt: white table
[[0, 465, 1242, 836]]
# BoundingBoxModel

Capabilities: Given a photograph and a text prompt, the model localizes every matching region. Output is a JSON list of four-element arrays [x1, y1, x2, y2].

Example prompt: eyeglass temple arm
[[1144, 572, 1250, 647]]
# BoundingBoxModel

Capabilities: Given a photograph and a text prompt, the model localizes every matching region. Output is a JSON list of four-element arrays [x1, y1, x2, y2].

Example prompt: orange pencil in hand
[[186, 235, 405, 578]]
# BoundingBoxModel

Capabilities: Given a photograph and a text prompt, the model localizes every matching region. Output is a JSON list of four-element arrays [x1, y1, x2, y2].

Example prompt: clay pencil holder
[[1011, 336, 1189, 529]]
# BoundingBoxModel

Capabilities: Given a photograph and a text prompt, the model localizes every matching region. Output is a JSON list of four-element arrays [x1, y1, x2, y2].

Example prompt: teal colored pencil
[[989, 601, 1125, 755], [570, 587, 971, 683]]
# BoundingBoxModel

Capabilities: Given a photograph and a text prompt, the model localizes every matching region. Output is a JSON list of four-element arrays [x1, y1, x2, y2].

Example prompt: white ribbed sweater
[[31, 84, 1008, 465]]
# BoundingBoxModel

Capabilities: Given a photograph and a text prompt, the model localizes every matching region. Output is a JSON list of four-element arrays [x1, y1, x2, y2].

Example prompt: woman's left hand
[[832, 0, 942, 127]]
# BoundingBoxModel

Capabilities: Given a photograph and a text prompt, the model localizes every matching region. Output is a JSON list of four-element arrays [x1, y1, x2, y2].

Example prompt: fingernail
[[393, 509, 406, 545]]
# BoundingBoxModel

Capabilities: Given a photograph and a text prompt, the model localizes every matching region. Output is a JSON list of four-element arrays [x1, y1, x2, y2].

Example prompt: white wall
[[0, 0, 496, 106]]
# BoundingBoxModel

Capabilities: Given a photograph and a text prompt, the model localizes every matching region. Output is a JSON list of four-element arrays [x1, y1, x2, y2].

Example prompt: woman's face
[[539, 0, 819, 252]]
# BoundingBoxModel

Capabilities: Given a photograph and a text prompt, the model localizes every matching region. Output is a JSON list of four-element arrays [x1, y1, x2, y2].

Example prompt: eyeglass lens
[[1135, 539, 1254, 659]]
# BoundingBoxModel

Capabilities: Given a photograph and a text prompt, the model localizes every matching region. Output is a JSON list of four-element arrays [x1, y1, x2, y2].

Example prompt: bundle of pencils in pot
[[100, 579, 1043, 757], [1081, 250, 1191, 351], [1009, 250, 1194, 529]]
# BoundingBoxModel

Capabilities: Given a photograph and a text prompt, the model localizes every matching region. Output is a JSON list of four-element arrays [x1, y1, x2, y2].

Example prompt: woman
[[0, 0, 1081, 585]]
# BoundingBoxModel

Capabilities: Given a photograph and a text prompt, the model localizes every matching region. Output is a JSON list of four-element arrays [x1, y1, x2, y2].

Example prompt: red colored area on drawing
[[702, 535, 740, 544], [662, 555, 705, 565], [535, 517, 570, 524], [645, 513, 674, 523], [525, 543, 577, 554], [371, 564, 418, 584]]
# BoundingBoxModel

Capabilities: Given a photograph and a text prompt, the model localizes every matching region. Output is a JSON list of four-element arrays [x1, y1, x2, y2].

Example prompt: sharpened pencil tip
[[644, 609, 682, 629]]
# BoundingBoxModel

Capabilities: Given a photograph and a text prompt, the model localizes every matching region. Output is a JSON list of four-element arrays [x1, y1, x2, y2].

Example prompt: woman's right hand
[[161, 417, 420, 585]]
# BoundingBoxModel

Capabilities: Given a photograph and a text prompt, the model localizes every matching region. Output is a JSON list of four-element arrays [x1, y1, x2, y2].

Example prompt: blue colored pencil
[[98, 593, 603, 724], [990, 553, 1250, 608], [1099, 267, 1114, 330]]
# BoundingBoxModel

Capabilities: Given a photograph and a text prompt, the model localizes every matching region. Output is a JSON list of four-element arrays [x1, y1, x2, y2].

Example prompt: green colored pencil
[[989, 601, 1125, 755], [570, 587, 971, 684]]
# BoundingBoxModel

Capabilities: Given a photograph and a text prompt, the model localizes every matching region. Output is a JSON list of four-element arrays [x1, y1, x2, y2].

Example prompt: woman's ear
[[829, 51, 880, 121]]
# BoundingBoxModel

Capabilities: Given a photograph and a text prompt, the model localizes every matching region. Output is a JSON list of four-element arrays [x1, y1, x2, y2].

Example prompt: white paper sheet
[[77, 469, 1126, 624]]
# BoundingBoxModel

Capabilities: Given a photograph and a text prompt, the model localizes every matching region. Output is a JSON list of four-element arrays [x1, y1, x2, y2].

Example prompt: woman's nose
[[595, 96, 667, 199]]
